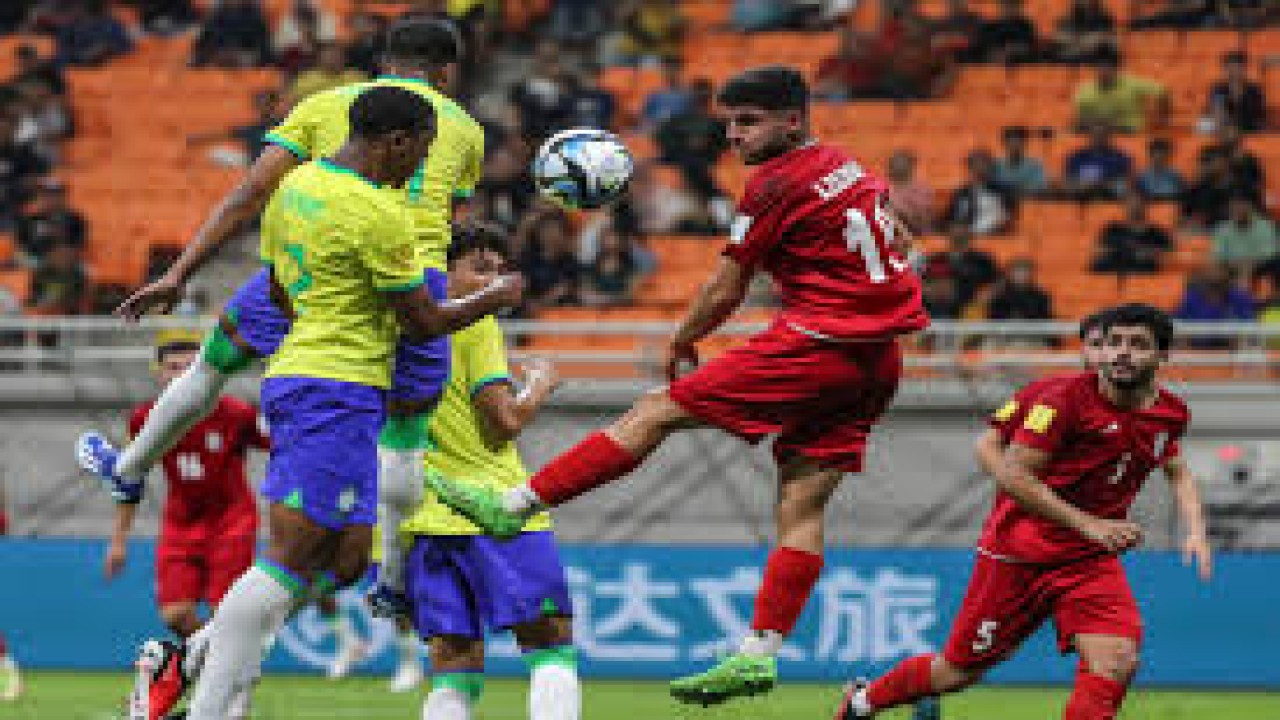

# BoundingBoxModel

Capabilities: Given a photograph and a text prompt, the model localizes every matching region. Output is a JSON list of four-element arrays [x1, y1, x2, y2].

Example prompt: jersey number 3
[[844, 201, 906, 283]]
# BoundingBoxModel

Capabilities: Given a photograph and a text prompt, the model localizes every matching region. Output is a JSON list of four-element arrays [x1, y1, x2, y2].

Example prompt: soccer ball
[[532, 128, 634, 210]]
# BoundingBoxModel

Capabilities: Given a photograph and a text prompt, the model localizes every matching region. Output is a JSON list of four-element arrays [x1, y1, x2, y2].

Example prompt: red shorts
[[668, 321, 902, 472], [943, 552, 1143, 669], [155, 535, 255, 606]]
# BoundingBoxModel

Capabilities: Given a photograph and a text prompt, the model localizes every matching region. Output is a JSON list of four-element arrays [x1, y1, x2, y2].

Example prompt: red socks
[[1065, 667, 1128, 720], [866, 654, 936, 709], [529, 431, 641, 506], [749, 547, 824, 635]]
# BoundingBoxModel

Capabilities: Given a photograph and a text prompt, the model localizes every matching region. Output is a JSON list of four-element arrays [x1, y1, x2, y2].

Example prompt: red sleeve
[[227, 398, 271, 451], [722, 174, 798, 270], [988, 385, 1035, 441], [127, 404, 150, 440], [1009, 386, 1079, 455]]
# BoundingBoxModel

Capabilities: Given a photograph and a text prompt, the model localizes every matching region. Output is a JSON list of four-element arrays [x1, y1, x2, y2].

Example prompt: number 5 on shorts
[[972, 619, 999, 654]]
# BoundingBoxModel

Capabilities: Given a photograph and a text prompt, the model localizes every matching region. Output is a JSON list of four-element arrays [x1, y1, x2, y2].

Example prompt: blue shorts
[[223, 268, 450, 404], [405, 531, 572, 641], [260, 377, 386, 531]]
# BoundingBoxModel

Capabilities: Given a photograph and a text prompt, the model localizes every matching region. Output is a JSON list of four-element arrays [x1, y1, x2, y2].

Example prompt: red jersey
[[724, 142, 929, 341], [978, 372, 1189, 564], [128, 396, 269, 543]]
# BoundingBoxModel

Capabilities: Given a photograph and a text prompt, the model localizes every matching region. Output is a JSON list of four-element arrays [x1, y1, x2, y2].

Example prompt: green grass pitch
[[6, 671, 1276, 719]]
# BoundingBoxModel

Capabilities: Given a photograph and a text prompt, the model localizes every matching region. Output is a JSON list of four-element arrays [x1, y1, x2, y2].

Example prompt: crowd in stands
[[0, 0, 1273, 350]]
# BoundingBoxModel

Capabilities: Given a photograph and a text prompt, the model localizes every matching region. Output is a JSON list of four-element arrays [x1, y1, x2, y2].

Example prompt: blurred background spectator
[[517, 206, 582, 313], [0, 108, 49, 229], [655, 79, 731, 228], [1204, 51, 1268, 134], [1073, 53, 1168, 132], [16, 179, 85, 269], [639, 59, 693, 131], [27, 239, 88, 316], [970, 0, 1040, 64], [344, 11, 386, 77], [986, 258, 1053, 320], [274, 0, 339, 75], [1212, 194, 1278, 276], [54, 0, 132, 67], [123, 0, 199, 36], [1091, 193, 1171, 274], [1135, 137, 1186, 199], [1063, 123, 1132, 200], [927, 224, 1000, 308], [1175, 263, 1257, 348], [286, 42, 366, 106], [608, 0, 685, 66], [509, 40, 571, 140], [992, 125, 1048, 198], [1052, 0, 1117, 65], [192, 0, 272, 68], [886, 149, 936, 233], [815, 26, 883, 100], [943, 149, 1013, 235], [581, 223, 644, 307]]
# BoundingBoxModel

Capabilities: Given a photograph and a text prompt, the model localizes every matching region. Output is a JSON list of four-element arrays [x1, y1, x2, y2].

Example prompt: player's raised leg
[[515, 615, 580, 720]]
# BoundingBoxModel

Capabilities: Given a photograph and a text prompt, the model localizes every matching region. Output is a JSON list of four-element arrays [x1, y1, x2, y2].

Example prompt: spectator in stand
[[1135, 137, 1186, 200], [886, 149, 935, 233], [927, 224, 1000, 306], [287, 42, 366, 106], [931, 0, 984, 61], [54, 0, 133, 67], [922, 269, 965, 320], [1254, 252, 1280, 305], [517, 206, 582, 312], [624, 162, 709, 235], [1130, 0, 1216, 29], [273, 0, 339, 75], [880, 11, 957, 99], [1052, 0, 1117, 65], [1212, 194, 1279, 275], [1180, 147, 1253, 231], [1073, 52, 1169, 133], [27, 239, 88, 315], [549, 0, 607, 46], [730, 0, 824, 32], [564, 67, 617, 130], [581, 224, 643, 307], [944, 149, 1013, 235], [992, 125, 1048, 198], [1208, 123, 1265, 201], [1091, 193, 1172, 274], [1063, 123, 1133, 200], [814, 27, 883, 101], [639, 59, 693, 131], [123, 0, 199, 36], [345, 12, 387, 77], [188, 89, 282, 166], [655, 79, 731, 229], [16, 180, 85, 268], [1175, 262, 1256, 348], [14, 78, 72, 158], [987, 258, 1053, 320], [970, 0, 1039, 64], [1205, 51, 1268, 134], [509, 40, 571, 140], [0, 2, 30, 34], [614, 0, 685, 66], [14, 44, 65, 96], [191, 0, 272, 68], [475, 130, 536, 230], [0, 108, 49, 229]]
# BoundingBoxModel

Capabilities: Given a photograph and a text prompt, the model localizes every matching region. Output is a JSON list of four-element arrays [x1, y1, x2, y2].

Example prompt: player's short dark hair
[[1079, 308, 1112, 340], [384, 17, 463, 67], [349, 85, 434, 140], [156, 341, 201, 362], [447, 221, 509, 266], [717, 66, 808, 111], [1104, 303, 1174, 351]]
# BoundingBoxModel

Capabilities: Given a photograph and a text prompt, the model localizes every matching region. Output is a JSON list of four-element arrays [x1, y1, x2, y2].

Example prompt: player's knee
[[933, 657, 984, 693], [1087, 645, 1140, 683], [512, 615, 572, 651], [430, 636, 485, 673], [159, 603, 201, 637], [331, 553, 371, 589]]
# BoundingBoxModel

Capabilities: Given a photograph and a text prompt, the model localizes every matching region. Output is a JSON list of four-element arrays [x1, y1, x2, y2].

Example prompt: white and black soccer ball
[[532, 128, 634, 210]]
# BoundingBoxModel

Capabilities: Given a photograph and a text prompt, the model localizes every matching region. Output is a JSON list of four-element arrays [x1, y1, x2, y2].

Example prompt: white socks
[[422, 677, 478, 720], [529, 661, 581, 720], [186, 564, 298, 720], [849, 688, 873, 715], [376, 447, 424, 593], [501, 485, 543, 518], [739, 630, 784, 658], [117, 356, 226, 479], [397, 629, 420, 667]]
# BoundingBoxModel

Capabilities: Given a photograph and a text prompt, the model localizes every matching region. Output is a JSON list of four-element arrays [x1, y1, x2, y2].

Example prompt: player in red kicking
[[429, 65, 928, 705], [837, 304, 1213, 720], [99, 333, 268, 719]]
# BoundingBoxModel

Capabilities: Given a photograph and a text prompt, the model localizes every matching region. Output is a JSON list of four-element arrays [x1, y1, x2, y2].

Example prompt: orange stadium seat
[[0, 269, 31, 304]]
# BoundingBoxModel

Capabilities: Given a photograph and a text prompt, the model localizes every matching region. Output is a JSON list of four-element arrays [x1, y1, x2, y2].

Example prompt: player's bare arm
[[665, 257, 753, 381], [116, 145, 300, 320], [104, 501, 138, 580], [475, 357, 562, 443], [1163, 453, 1212, 581], [973, 428, 1005, 479], [388, 273, 524, 341], [997, 443, 1143, 553]]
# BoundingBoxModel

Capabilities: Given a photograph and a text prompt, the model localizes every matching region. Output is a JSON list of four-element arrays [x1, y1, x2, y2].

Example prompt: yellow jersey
[[401, 316, 552, 535], [260, 160, 422, 388], [263, 76, 485, 271]]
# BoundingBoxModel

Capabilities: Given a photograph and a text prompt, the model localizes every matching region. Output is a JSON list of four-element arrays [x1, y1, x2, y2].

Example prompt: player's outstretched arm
[[116, 145, 301, 320], [997, 443, 1143, 553], [1163, 454, 1212, 581], [475, 357, 561, 443], [388, 273, 525, 340], [973, 428, 1005, 479], [665, 257, 752, 381], [104, 502, 138, 580]]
